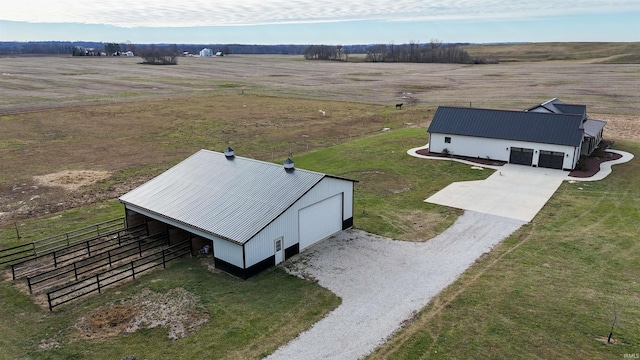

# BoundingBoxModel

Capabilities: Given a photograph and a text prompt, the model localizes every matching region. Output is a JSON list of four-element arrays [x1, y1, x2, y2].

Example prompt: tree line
[[0, 40, 495, 64], [363, 40, 496, 64], [300, 40, 496, 64]]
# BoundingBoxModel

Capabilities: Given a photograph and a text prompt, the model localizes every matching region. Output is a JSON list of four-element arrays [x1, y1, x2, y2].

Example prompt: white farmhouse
[[427, 99, 606, 170]]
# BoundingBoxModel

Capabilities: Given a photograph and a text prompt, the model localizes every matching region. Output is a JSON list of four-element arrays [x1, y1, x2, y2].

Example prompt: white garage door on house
[[299, 194, 343, 250]]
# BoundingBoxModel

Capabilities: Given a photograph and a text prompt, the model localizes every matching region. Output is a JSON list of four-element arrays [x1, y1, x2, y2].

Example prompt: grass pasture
[[1, 45, 640, 358], [464, 42, 640, 63]]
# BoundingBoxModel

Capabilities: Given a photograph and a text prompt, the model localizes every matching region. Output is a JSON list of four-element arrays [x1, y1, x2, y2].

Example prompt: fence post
[[86, 240, 91, 257], [53, 251, 57, 267], [138, 241, 142, 257], [32, 242, 36, 257], [73, 262, 78, 281], [11, 265, 16, 280], [27, 277, 33, 293], [131, 262, 135, 280], [108, 250, 112, 267], [96, 224, 100, 236], [66, 233, 70, 246], [96, 274, 101, 294], [117, 231, 121, 246], [48, 292, 53, 311], [162, 250, 166, 269]]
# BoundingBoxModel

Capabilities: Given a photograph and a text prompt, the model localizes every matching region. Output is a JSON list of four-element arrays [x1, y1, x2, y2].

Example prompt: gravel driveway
[[269, 211, 525, 360]]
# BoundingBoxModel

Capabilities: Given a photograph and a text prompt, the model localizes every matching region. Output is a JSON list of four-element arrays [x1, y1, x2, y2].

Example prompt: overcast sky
[[1, 0, 639, 44]]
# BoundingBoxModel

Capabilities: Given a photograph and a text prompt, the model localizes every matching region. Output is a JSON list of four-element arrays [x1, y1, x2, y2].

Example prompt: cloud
[[3, 0, 640, 27]]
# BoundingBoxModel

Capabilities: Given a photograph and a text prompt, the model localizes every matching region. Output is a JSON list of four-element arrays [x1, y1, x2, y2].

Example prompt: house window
[[445, 136, 451, 144]]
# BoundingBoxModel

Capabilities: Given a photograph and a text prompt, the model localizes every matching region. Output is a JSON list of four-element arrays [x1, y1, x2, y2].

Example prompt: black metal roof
[[554, 104, 586, 118], [428, 106, 584, 146]]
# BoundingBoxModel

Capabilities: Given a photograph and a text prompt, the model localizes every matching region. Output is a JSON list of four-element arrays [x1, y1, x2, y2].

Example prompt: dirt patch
[[75, 288, 209, 341], [594, 336, 623, 345], [36, 338, 61, 351], [594, 114, 640, 142], [33, 170, 110, 191]]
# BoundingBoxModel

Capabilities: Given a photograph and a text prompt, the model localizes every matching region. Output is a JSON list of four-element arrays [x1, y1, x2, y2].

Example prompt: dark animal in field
[[396, 103, 403, 109]]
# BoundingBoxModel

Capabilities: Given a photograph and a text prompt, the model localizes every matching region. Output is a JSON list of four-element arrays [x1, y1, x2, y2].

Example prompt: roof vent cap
[[224, 147, 235, 158], [284, 158, 295, 171]]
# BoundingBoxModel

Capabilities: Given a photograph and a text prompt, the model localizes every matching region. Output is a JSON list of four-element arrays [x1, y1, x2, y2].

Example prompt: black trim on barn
[[244, 256, 275, 279], [214, 258, 247, 279], [285, 244, 299, 260], [342, 217, 353, 230], [214, 256, 276, 280]]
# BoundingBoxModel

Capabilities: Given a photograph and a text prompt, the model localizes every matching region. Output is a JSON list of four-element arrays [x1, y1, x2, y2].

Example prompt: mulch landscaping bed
[[417, 142, 620, 178]]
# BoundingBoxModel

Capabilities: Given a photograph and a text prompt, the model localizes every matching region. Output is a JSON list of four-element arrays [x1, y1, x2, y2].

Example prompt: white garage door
[[299, 194, 343, 250]]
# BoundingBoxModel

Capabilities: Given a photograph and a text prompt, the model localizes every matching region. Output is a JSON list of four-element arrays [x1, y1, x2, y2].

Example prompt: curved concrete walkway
[[408, 144, 634, 222], [407, 144, 634, 182], [567, 149, 634, 181]]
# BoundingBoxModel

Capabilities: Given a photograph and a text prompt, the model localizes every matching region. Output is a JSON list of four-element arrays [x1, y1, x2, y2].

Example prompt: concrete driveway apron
[[425, 164, 569, 222]]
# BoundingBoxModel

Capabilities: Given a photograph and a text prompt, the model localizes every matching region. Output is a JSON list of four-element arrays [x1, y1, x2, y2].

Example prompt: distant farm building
[[215, 51, 224, 56], [119, 149, 356, 279], [124, 51, 134, 57], [427, 98, 606, 170], [199, 48, 213, 57]]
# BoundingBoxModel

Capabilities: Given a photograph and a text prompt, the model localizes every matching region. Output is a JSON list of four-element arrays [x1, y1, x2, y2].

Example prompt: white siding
[[214, 238, 243, 268], [299, 194, 342, 250], [429, 133, 578, 169], [243, 177, 353, 267]]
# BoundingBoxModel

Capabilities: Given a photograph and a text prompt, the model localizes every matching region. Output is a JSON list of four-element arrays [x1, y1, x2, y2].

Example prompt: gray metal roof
[[119, 150, 347, 244], [583, 119, 607, 138], [428, 106, 584, 146]]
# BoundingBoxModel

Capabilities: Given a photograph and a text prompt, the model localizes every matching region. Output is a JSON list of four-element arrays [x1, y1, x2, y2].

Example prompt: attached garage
[[538, 150, 565, 170], [119, 149, 356, 279], [509, 147, 534, 166]]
